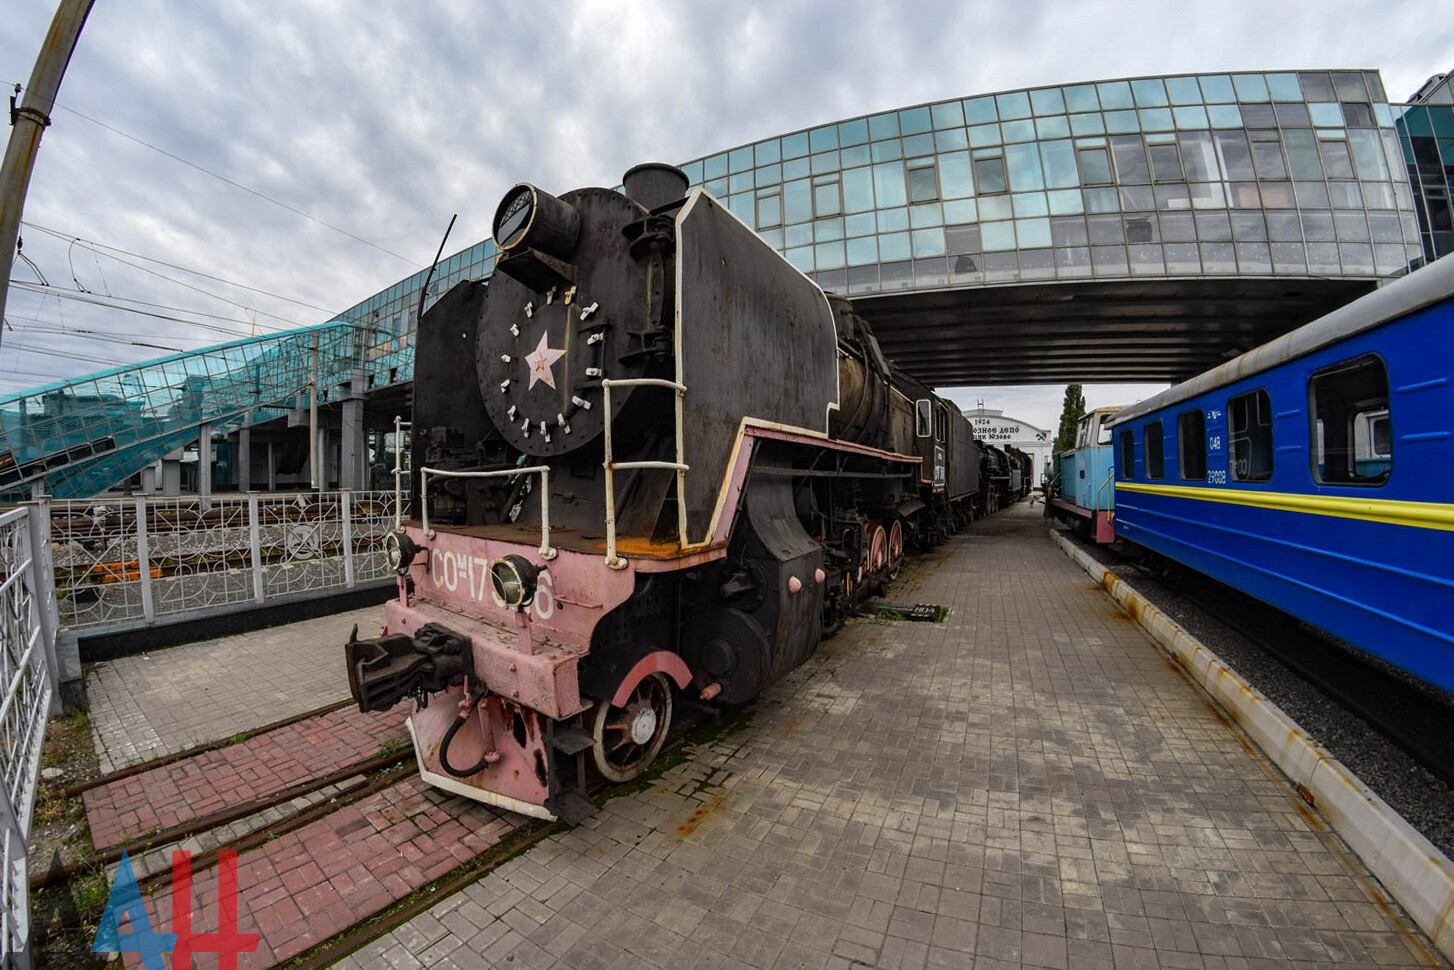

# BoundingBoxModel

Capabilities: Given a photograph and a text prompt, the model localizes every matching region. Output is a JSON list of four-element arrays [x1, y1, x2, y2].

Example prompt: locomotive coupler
[[345, 622, 474, 713]]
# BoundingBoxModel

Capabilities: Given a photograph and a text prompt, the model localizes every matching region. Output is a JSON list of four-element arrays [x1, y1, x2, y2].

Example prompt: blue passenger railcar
[[1048, 407, 1124, 542], [1109, 256, 1454, 696]]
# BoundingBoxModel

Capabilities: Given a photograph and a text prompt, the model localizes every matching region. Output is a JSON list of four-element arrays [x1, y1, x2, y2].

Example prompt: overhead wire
[[7, 280, 301, 338], [22, 221, 337, 314], [22, 230, 316, 328], [7, 319, 185, 354], [43, 97, 423, 268]]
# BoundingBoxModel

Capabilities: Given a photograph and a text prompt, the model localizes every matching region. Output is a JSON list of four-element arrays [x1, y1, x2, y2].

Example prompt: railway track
[[37, 693, 726, 967], [1152, 568, 1454, 790]]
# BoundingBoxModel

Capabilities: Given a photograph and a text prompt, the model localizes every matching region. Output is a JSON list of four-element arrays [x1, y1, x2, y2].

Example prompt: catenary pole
[[0, 0, 97, 345]]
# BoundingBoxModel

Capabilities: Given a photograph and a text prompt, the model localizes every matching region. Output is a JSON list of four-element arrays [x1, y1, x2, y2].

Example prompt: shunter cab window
[[1178, 409, 1206, 481], [1118, 429, 1135, 478], [1144, 421, 1164, 479], [935, 405, 949, 442], [1075, 414, 1094, 449], [1310, 354, 1391, 485], [1229, 389, 1273, 481], [915, 399, 932, 438]]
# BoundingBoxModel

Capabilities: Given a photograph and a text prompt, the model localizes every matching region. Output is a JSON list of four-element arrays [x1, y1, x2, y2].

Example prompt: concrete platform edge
[[1051, 528, 1454, 962]]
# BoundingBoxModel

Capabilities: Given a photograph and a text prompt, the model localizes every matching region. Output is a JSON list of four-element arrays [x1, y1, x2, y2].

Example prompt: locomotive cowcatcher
[[345, 164, 982, 821]]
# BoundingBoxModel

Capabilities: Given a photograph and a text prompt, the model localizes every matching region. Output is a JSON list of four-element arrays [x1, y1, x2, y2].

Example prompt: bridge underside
[[854, 277, 1377, 386]]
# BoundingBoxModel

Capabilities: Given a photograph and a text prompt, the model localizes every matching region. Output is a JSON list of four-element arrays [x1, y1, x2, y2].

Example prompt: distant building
[[960, 408, 1053, 484]]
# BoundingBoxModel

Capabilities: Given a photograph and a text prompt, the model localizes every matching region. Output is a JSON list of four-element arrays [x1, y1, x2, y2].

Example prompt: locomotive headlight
[[384, 531, 421, 576], [492, 183, 580, 259], [490, 555, 540, 609]]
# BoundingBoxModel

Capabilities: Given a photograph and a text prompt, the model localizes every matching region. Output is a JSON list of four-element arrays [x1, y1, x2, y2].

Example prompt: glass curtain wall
[[678, 70, 1424, 293], [308, 70, 1434, 386], [1395, 102, 1454, 260]]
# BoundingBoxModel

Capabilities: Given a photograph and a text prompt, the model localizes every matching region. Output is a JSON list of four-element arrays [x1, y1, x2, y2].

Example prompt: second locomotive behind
[[346, 164, 997, 820]]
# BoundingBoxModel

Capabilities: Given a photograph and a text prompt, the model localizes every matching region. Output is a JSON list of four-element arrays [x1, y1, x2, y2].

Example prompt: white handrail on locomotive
[[1095, 465, 1114, 512], [601, 377, 689, 570], [419, 465, 557, 560], [392, 413, 411, 530]]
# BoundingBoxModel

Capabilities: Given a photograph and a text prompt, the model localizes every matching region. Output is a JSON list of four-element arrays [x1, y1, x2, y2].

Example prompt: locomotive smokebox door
[[479, 185, 670, 460]]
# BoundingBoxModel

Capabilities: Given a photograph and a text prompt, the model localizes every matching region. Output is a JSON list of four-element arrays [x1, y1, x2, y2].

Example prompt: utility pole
[[0, 0, 97, 340]]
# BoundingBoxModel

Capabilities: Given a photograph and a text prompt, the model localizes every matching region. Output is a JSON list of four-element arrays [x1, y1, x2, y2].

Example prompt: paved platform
[[85, 605, 386, 772], [347, 503, 1446, 969], [78, 502, 1449, 968]]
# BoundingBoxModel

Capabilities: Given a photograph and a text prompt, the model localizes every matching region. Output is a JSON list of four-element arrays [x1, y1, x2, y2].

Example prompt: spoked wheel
[[589, 672, 673, 783], [886, 520, 904, 580]]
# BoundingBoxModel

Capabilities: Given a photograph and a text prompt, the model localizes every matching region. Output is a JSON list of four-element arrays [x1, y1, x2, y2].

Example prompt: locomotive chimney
[[623, 162, 689, 211]]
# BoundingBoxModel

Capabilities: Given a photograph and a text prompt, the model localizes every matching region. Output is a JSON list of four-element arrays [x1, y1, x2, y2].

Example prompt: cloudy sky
[[2, 0, 1450, 429]]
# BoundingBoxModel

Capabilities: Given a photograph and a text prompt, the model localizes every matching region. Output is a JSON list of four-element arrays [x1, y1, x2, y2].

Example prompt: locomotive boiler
[[345, 164, 986, 820]]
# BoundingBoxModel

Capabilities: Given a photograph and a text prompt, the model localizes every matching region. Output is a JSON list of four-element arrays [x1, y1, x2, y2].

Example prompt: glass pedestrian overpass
[[0, 322, 415, 500]]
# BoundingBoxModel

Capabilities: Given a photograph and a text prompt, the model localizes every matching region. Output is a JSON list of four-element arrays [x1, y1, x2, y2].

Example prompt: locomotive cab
[[1047, 405, 1125, 542]]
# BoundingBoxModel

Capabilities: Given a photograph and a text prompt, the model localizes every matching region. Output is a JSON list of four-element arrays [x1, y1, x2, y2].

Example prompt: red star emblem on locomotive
[[524, 332, 566, 390]]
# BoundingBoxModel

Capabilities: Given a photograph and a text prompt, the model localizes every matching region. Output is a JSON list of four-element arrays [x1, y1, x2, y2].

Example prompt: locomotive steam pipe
[[438, 687, 502, 778]]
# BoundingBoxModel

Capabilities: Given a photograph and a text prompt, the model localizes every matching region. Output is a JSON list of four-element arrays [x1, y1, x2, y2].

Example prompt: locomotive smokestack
[[623, 163, 689, 211]]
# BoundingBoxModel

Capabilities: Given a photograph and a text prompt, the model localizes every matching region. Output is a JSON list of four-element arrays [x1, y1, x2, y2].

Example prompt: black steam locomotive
[[345, 164, 1004, 821]]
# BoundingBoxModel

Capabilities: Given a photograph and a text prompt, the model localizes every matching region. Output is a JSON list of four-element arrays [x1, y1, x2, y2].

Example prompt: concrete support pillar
[[267, 441, 276, 491], [197, 421, 212, 506], [140, 463, 157, 492], [236, 427, 252, 492], [340, 368, 366, 491], [161, 450, 183, 497], [315, 425, 329, 490]]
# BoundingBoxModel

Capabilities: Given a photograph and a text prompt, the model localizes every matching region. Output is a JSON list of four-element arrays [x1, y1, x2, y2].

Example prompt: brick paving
[[119, 777, 520, 968], [85, 604, 386, 772], [342, 502, 1447, 969], [83, 704, 404, 850]]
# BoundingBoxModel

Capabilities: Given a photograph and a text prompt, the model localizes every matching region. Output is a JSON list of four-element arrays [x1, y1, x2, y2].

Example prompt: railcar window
[[1178, 409, 1206, 481], [1229, 389, 1273, 481], [915, 399, 932, 438], [1096, 422, 1113, 446], [935, 405, 948, 442], [1118, 429, 1135, 478], [1075, 414, 1093, 449], [1309, 354, 1391, 485], [1145, 421, 1164, 479]]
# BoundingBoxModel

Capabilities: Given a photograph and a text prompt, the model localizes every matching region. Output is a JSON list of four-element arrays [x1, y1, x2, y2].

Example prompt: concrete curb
[[1052, 529, 1454, 962]]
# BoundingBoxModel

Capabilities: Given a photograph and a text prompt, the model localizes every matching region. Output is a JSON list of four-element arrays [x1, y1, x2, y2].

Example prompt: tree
[[1053, 384, 1086, 453]]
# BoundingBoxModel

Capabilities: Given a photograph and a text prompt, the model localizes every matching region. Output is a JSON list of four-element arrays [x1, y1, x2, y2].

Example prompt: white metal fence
[[49, 490, 404, 633], [0, 505, 59, 967], [0, 490, 398, 963]]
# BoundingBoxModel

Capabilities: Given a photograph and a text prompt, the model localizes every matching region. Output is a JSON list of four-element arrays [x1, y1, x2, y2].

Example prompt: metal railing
[[601, 378, 688, 569], [420, 467, 556, 560], [413, 380, 689, 570], [392, 415, 412, 530], [50, 489, 405, 633], [0, 505, 59, 967], [1095, 466, 1116, 512]]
